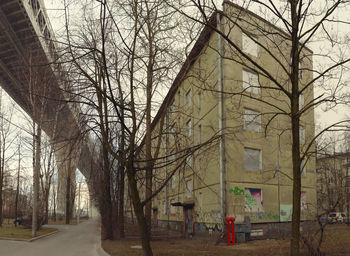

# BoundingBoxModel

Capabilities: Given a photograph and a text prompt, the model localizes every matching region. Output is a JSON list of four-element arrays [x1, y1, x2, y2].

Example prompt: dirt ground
[[102, 223, 350, 256]]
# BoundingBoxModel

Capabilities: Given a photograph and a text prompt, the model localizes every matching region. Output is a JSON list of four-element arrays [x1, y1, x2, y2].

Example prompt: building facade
[[316, 153, 350, 214], [136, 1, 317, 237]]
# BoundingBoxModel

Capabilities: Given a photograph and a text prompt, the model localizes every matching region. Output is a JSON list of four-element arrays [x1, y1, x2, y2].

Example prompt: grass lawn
[[102, 224, 350, 256], [0, 219, 58, 240]]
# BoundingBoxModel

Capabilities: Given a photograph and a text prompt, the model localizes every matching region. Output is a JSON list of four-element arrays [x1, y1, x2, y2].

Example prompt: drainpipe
[[217, 12, 226, 234]]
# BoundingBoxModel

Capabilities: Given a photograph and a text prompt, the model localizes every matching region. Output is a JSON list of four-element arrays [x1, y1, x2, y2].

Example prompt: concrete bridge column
[[54, 140, 80, 218]]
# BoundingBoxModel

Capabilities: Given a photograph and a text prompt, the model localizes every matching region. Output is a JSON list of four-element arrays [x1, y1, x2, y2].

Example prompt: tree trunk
[[66, 174, 71, 224], [118, 165, 125, 238], [126, 164, 153, 256], [32, 125, 41, 237], [0, 186, 3, 227], [101, 144, 113, 240]]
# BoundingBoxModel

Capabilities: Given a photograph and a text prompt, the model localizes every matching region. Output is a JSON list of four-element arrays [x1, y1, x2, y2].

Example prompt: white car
[[328, 212, 347, 224]]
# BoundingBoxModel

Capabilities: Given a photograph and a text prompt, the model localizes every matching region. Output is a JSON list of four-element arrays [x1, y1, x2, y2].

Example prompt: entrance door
[[184, 206, 193, 237], [152, 208, 158, 227]]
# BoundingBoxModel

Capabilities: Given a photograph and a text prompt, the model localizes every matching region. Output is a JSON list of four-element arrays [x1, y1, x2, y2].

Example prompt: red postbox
[[230, 217, 235, 245], [225, 217, 236, 245], [225, 217, 231, 245]]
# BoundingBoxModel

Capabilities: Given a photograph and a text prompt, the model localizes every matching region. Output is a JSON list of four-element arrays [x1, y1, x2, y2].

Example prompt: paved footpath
[[0, 218, 109, 256]]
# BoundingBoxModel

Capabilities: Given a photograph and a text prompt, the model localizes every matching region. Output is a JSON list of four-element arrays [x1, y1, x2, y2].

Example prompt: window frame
[[242, 69, 261, 94], [186, 89, 191, 108], [243, 108, 261, 132], [242, 32, 259, 57], [244, 147, 262, 172]]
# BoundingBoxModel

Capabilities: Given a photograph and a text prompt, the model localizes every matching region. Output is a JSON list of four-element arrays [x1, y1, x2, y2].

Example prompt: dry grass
[[47, 218, 77, 225], [102, 224, 350, 256], [0, 219, 57, 240]]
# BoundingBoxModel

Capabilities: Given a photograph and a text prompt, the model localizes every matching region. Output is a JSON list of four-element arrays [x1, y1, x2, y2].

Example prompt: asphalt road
[[0, 218, 109, 256]]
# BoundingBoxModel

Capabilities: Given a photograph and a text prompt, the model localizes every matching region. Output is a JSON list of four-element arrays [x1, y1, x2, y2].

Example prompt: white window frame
[[187, 119, 192, 137], [186, 155, 192, 168], [242, 32, 259, 57], [242, 69, 260, 94], [244, 147, 262, 172], [300, 126, 305, 145], [163, 200, 167, 215], [170, 124, 175, 140], [170, 101, 175, 117], [186, 89, 191, 108], [243, 108, 261, 132], [171, 174, 176, 189], [301, 158, 306, 177], [299, 94, 304, 110]]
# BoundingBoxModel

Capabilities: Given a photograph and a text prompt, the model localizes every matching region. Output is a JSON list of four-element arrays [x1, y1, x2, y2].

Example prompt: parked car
[[328, 212, 347, 224]]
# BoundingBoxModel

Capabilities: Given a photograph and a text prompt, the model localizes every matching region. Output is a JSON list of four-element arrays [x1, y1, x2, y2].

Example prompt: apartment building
[[316, 153, 350, 214], [140, 1, 317, 237]]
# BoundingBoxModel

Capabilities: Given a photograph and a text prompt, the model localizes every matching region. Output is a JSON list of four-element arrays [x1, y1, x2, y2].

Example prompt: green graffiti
[[244, 193, 257, 210], [266, 212, 279, 220], [229, 187, 244, 195], [249, 212, 279, 221]]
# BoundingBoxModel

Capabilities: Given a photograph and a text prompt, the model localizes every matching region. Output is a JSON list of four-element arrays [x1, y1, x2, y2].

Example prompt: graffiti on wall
[[249, 211, 279, 221], [244, 188, 264, 212], [301, 191, 307, 211], [229, 186, 279, 221], [280, 204, 292, 222], [229, 187, 244, 196], [196, 210, 222, 231]]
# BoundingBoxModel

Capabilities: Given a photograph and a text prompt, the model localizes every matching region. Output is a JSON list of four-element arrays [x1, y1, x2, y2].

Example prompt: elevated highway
[[0, 0, 97, 214]]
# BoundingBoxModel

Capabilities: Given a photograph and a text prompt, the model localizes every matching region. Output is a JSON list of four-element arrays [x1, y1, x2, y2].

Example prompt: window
[[347, 167, 350, 177], [186, 179, 193, 198], [299, 94, 304, 110], [198, 192, 203, 210], [186, 90, 191, 108], [300, 126, 305, 145], [170, 199, 176, 214], [170, 101, 175, 117], [171, 174, 176, 189], [243, 69, 260, 94], [243, 108, 261, 132], [186, 155, 192, 168], [177, 91, 181, 108], [301, 191, 307, 210], [170, 150, 175, 162], [198, 92, 202, 113], [163, 200, 167, 215], [244, 188, 263, 212], [298, 62, 303, 79], [170, 124, 175, 140], [244, 148, 261, 172], [301, 159, 306, 177], [187, 120, 192, 137], [242, 32, 259, 57]]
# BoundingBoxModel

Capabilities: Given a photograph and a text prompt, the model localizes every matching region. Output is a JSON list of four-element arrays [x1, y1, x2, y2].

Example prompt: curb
[[0, 230, 59, 242]]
